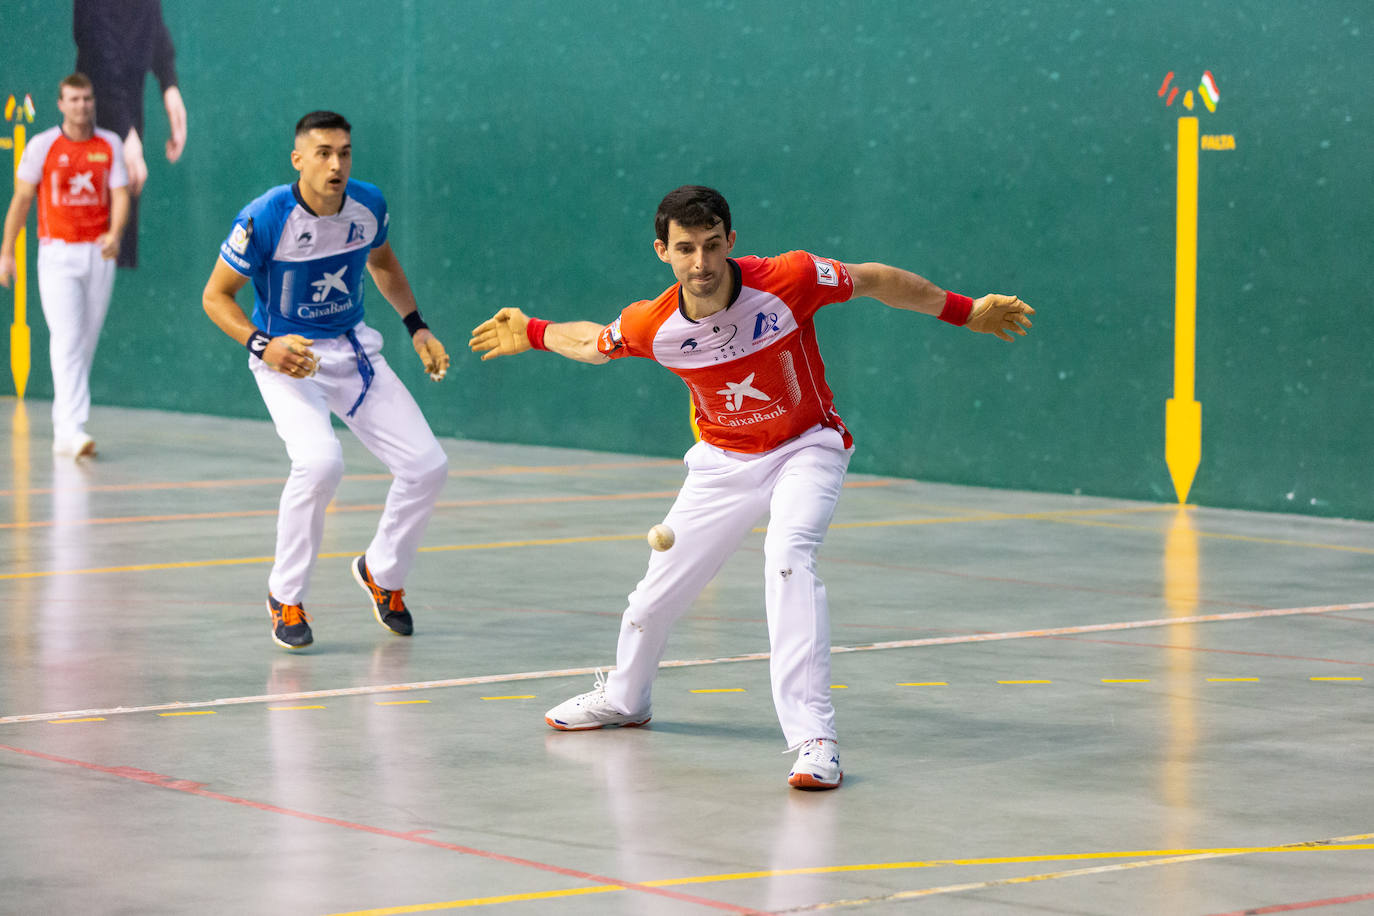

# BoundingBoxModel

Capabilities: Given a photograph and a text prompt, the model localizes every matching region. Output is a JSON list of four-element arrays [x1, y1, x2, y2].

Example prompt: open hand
[[469, 307, 532, 361], [967, 295, 1034, 341]]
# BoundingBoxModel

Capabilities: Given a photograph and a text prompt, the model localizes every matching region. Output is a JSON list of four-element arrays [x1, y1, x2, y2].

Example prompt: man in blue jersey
[[203, 110, 450, 650]]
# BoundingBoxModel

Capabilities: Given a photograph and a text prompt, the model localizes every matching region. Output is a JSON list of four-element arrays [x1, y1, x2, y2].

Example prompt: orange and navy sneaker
[[267, 595, 313, 649], [351, 555, 413, 636]]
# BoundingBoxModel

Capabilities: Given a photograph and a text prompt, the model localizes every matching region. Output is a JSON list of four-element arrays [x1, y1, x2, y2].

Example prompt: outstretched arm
[[846, 261, 1034, 341], [469, 307, 610, 365]]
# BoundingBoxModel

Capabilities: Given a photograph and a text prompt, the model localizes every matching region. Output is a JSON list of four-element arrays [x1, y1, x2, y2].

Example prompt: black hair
[[654, 185, 731, 242], [294, 110, 351, 137]]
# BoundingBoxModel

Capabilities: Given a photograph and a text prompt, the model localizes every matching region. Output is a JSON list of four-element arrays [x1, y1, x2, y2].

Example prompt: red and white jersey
[[15, 125, 127, 243], [598, 250, 855, 453]]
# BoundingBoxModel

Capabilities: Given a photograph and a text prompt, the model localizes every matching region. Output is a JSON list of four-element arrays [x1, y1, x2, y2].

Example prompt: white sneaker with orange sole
[[544, 671, 651, 731], [788, 738, 843, 789]]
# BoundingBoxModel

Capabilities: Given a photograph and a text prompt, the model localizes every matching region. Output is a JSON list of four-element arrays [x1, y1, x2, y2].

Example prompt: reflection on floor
[[3, 399, 1373, 915]]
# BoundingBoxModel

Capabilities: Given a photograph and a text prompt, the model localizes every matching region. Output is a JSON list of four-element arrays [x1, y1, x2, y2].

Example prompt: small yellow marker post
[[9, 114, 29, 398], [1165, 116, 1201, 504]]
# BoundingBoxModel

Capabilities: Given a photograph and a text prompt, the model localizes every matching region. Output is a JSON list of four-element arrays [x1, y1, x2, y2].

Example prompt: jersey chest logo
[[717, 373, 770, 412], [51, 167, 103, 207]]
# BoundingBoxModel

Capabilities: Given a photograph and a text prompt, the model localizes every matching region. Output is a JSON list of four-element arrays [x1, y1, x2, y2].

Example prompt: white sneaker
[[788, 738, 843, 790], [544, 672, 651, 731], [53, 433, 96, 459]]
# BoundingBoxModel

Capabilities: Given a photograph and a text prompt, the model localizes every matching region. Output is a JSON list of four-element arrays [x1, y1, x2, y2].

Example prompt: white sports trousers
[[36, 240, 115, 442], [605, 424, 852, 748], [251, 322, 448, 604]]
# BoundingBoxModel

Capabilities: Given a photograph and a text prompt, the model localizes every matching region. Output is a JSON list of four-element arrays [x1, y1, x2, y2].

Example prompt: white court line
[[3, 600, 1371, 726]]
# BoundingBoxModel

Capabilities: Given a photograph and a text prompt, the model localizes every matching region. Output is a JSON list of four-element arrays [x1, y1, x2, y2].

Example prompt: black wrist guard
[[403, 311, 429, 337], [245, 329, 271, 359]]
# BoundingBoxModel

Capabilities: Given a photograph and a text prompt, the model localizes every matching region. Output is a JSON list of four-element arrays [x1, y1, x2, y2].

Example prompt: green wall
[[3, 1, 1370, 518]]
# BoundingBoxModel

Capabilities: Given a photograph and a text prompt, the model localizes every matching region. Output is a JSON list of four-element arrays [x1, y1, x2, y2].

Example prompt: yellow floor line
[[6, 502, 1371, 580], [323, 834, 1374, 915]]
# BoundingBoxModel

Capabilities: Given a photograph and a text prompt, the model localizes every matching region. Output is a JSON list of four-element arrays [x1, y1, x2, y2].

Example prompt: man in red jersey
[[1, 73, 130, 458], [469, 185, 1033, 789]]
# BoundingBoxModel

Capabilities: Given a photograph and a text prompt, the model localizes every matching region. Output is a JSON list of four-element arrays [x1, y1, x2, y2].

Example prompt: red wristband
[[938, 291, 974, 326], [526, 318, 551, 350]]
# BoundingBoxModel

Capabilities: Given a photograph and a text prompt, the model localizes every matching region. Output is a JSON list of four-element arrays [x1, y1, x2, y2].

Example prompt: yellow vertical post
[[10, 119, 29, 398], [1165, 116, 1201, 503]]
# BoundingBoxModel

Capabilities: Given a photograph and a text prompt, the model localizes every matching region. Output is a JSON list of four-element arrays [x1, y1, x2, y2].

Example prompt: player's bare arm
[[845, 260, 1034, 342], [366, 241, 449, 381], [163, 86, 187, 163], [202, 258, 318, 377], [846, 261, 946, 315], [0, 180, 38, 288], [98, 186, 131, 261], [468, 307, 610, 365]]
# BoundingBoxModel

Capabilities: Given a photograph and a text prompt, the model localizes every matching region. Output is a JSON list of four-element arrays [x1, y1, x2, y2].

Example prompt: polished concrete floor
[[2, 397, 1372, 916]]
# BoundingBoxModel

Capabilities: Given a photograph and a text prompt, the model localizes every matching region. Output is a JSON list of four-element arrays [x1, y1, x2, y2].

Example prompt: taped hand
[[413, 329, 450, 381], [265, 334, 318, 378], [469, 307, 532, 361], [967, 295, 1035, 341]]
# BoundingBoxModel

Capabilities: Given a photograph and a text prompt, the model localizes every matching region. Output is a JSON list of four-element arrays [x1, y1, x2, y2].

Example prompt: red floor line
[[0, 743, 764, 915], [1322, 614, 1374, 626], [1203, 889, 1374, 915]]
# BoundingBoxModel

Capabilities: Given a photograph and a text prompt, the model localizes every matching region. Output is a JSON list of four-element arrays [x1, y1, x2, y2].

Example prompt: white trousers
[[36, 240, 116, 441], [251, 322, 448, 605], [605, 424, 852, 748]]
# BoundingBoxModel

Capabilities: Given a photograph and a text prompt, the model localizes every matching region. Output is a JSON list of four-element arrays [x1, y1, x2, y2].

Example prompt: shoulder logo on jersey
[[812, 256, 839, 288], [58, 153, 70, 167], [752, 311, 780, 341], [597, 318, 625, 355], [346, 222, 367, 245], [228, 220, 252, 255]]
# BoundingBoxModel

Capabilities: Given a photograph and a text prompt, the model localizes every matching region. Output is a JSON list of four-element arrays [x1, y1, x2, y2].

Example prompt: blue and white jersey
[[219, 180, 389, 337]]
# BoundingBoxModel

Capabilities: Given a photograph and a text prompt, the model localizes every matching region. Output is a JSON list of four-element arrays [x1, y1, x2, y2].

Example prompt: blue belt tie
[[344, 329, 375, 417]]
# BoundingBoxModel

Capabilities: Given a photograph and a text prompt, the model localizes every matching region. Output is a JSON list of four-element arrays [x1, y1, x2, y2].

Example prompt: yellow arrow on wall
[[1165, 115, 1201, 504], [4, 93, 31, 399]]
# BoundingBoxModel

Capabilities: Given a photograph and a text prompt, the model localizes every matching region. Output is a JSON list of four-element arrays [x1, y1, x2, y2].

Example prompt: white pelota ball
[[647, 523, 675, 551]]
